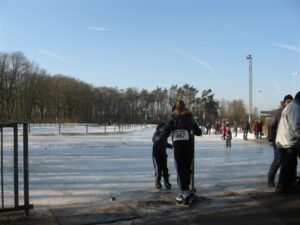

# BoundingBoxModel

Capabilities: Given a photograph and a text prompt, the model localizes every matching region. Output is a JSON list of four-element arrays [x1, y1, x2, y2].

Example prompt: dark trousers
[[243, 130, 248, 140], [268, 146, 282, 182], [226, 139, 231, 148], [152, 151, 169, 182], [277, 147, 298, 188], [173, 140, 194, 192]]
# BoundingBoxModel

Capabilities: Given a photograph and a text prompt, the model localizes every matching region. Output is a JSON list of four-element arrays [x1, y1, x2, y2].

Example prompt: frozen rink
[[1, 125, 295, 209]]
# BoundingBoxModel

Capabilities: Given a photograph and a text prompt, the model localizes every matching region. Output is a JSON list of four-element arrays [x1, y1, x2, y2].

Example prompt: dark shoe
[[164, 180, 172, 190], [176, 195, 191, 207], [155, 180, 162, 189]]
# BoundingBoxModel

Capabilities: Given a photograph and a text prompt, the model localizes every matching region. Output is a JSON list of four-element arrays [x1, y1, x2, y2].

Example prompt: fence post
[[0, 123, 33, 216], [13, 124, 19, 208], [1, 127, 3, 208], [23, 124, 30, 217]]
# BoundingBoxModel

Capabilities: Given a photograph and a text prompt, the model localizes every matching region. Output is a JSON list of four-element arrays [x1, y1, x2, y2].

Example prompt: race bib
[[173, 129, 189, 141]]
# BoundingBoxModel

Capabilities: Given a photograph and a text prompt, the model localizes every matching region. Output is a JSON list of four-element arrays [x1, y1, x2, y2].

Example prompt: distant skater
[[243, 119, 250, 140], [233, 121, 238, 137], [221, 122, 227, 140], [225, 126, 232, 149], [152, 123, 173, 190]]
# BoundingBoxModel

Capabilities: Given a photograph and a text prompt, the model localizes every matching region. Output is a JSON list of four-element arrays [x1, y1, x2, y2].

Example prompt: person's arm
[[268, 109, 281, 145], [152, 131, 159, 143], [192, 119, 202, 136], [161, 118, 174, 139], [167, 143, 173, 149], [288, 104, 300, 145]]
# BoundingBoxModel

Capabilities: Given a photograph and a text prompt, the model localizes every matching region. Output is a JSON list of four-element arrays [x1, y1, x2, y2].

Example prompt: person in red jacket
[[252, 120, 259, 139]]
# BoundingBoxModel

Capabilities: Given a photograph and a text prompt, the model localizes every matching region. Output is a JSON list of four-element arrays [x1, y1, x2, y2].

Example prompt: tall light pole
[[246, 54, 252, 125]]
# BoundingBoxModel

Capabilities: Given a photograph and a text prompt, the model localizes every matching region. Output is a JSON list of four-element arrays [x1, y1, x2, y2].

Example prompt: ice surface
[[1, 125, 295, 208]]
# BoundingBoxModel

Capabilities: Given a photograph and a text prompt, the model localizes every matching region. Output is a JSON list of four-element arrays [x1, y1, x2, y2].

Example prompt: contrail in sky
[[165, 45, 215, 73], [39, 49, 66, 61], [86, 26, 109, 31], [272, 43, 300, 54]]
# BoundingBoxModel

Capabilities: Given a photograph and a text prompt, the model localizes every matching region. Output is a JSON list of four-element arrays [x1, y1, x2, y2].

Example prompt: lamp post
[[246, 54, 253, 125]]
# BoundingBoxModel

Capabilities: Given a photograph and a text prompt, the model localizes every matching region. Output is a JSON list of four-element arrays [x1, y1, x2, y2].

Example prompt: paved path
[[1, 188, 299, 225]]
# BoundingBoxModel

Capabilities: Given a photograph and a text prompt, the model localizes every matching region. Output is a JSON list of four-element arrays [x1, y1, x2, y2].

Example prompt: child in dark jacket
[[225, 126, 232, 149], [152, 123, 173, 189]]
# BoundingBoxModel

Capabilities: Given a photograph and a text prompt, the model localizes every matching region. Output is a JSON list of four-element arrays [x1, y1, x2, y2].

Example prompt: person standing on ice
[[243, 119, 250, 140], [267, 94, 293, 187], [275, 91, 300, 193], [225, 125, 232, 149], [233, 120, 238, 137], [152, 123, 173, 190], [154, 99, 202, 205]]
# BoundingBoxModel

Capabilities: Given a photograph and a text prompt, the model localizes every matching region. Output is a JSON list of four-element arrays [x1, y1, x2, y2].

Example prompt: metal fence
[[0, 123, 33, 217], [27, 123, 145, 135]]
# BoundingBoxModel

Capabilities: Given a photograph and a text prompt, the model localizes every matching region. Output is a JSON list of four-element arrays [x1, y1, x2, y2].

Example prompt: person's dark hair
[[283, 94, 293, 102]]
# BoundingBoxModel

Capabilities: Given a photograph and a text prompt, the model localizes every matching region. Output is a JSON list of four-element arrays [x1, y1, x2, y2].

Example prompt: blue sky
[[0, 0, 299, 111]]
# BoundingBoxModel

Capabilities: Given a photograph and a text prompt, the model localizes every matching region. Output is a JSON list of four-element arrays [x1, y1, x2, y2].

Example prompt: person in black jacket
[[154, 100, 202, 205], [152, 123, 173, 190], [267, 94, 293, 187], [243, 119, 250, 140]]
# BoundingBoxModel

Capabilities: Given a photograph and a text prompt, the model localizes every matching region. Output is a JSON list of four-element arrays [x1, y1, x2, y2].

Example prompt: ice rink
[[1, 125, 292, 208]]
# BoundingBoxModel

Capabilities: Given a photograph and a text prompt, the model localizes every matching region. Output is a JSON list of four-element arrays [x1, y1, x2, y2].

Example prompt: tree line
[[0, 51, 248, 125]]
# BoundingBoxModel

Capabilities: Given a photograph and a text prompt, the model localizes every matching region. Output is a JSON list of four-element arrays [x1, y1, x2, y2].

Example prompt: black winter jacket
[[267, 107, 284, 142], [162, 110, 202, 140]]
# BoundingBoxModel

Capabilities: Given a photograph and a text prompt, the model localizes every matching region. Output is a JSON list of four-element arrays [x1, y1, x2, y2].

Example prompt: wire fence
[[0, 123, 147, 136]]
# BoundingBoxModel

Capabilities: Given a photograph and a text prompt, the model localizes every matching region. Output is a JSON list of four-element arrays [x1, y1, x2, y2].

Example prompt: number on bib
[[173, 129, 189, 141]]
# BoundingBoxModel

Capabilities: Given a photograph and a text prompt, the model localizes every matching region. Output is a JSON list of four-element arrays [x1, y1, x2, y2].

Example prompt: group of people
[[267, 92, 300, 193], [252, 120, 263, 139], [242, 119, 264, 140], [151, 92, 300, 205]]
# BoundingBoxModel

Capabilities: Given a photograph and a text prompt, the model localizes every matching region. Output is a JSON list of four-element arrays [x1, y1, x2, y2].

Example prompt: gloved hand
[[167, 143, 173, 149]]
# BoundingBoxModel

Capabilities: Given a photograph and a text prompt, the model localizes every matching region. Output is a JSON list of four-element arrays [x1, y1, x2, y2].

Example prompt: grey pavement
[[1, 187, 300, 225]]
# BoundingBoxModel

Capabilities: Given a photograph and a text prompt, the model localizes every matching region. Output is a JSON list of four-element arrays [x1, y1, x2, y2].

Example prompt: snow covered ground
[[1, 125, 294, 209]]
